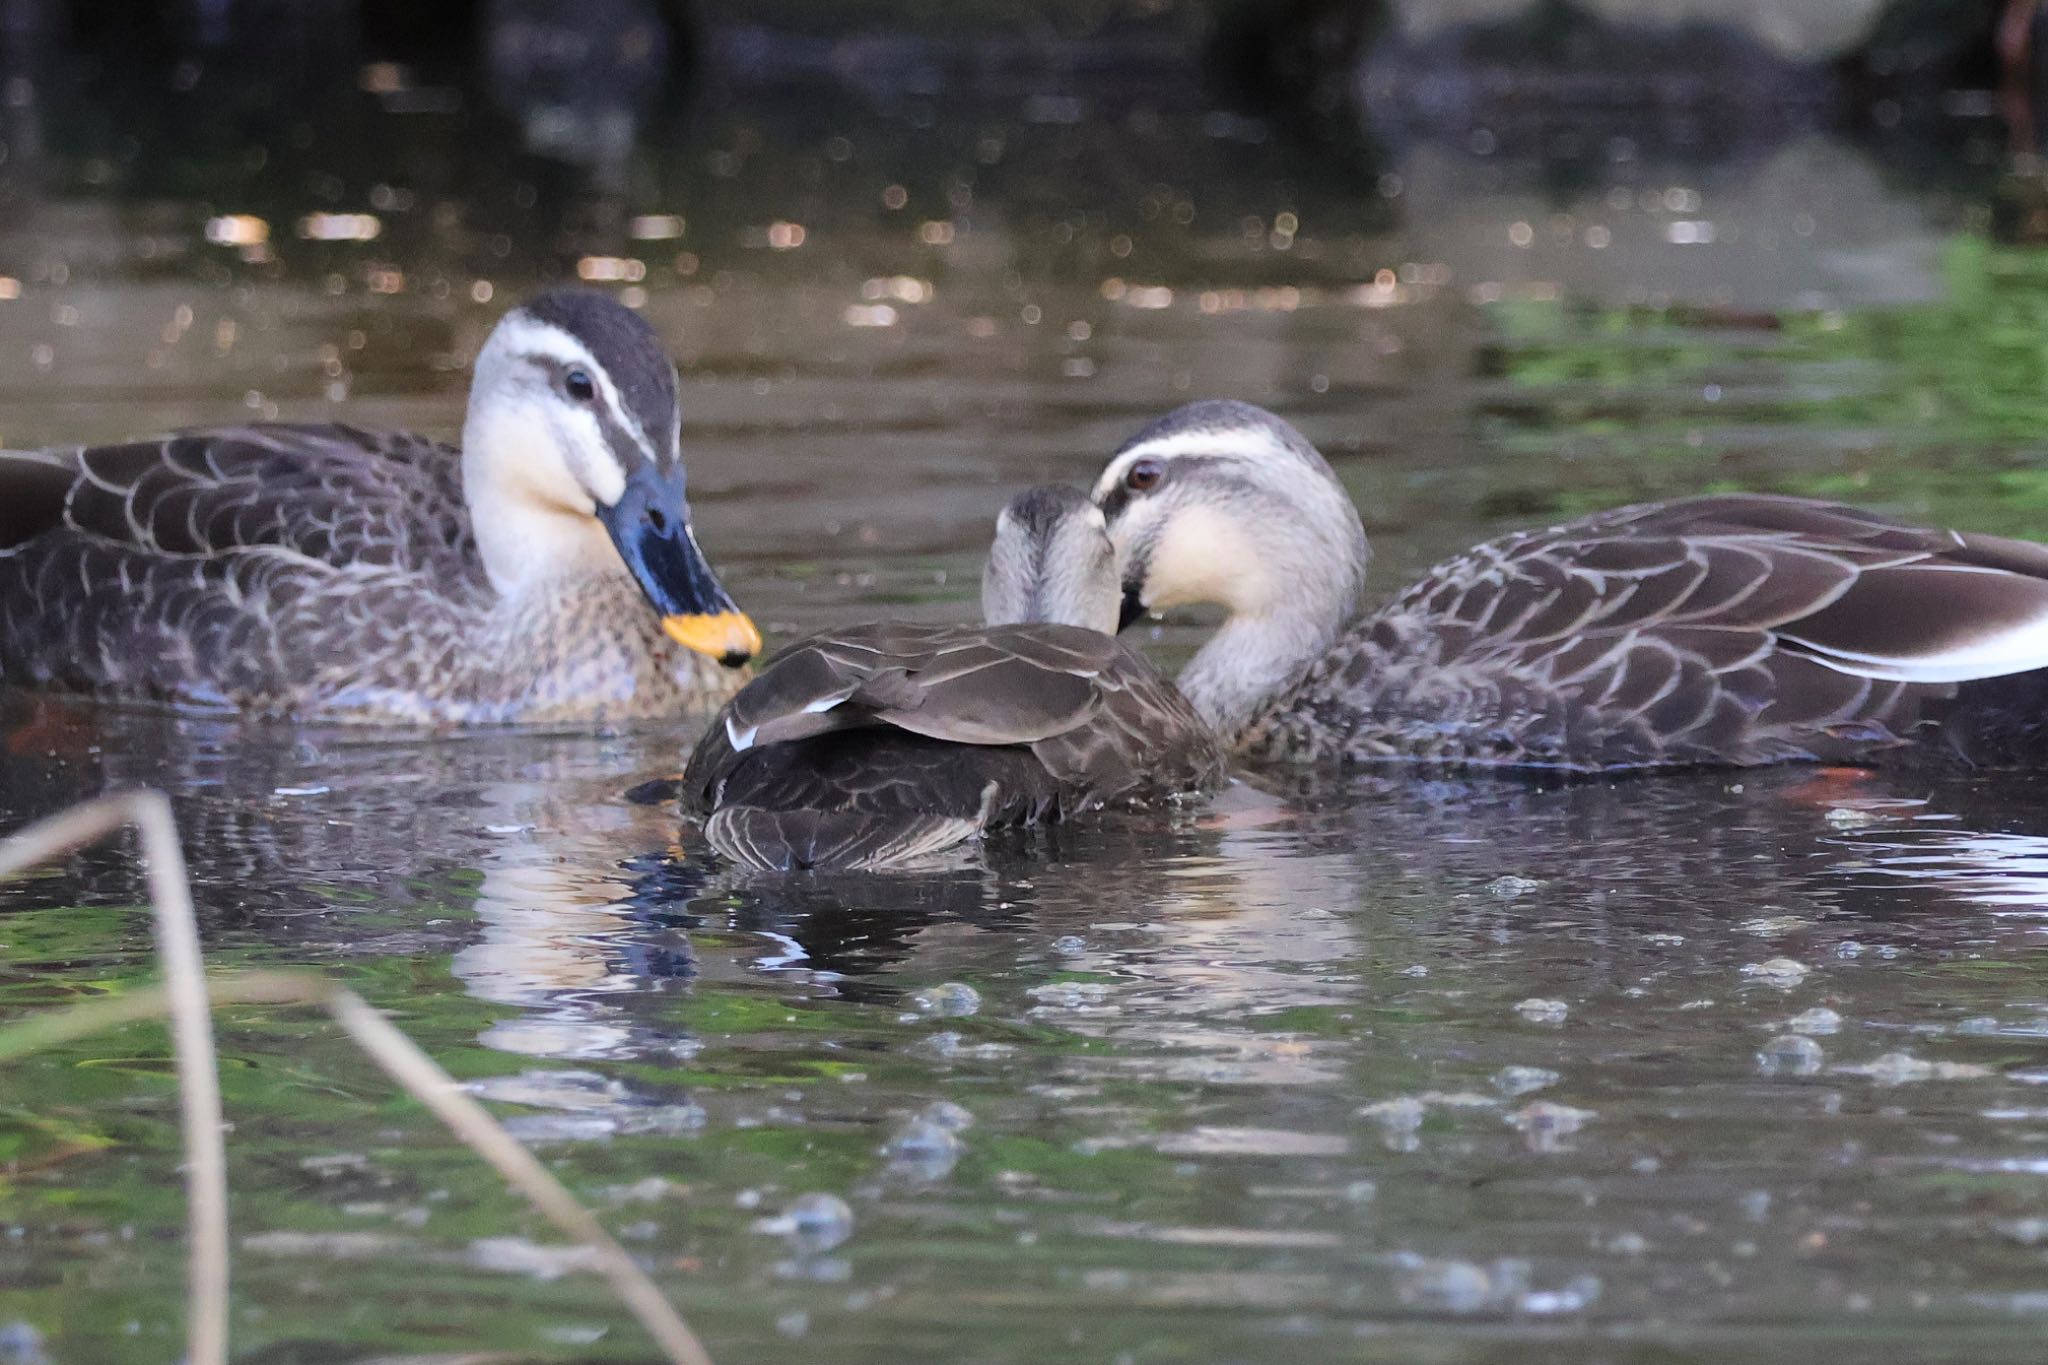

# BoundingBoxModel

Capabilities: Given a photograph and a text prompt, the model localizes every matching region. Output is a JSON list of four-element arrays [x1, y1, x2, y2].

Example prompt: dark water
[[4, 11, 2048, 1364]]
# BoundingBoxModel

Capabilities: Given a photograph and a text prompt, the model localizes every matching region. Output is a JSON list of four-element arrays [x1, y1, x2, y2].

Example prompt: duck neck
[[1179, 599, 1344, 743]]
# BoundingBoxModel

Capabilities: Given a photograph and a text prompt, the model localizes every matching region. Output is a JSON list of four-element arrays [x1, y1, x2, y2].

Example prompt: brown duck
[[682, 485, 1225, 870], [1094, 399, 2048, 772], [0, 290, 759, 725]]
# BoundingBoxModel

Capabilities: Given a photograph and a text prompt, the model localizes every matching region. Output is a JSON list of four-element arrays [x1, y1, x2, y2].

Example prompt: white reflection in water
[[1831, 829, 2048, 913], [450, 783, 672, 1061]]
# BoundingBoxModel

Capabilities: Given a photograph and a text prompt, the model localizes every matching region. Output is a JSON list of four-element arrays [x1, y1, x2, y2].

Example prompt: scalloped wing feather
[[681, 620, 1224, 869], [0, 426, 484, 714], [1249, 493, 2048, 770]]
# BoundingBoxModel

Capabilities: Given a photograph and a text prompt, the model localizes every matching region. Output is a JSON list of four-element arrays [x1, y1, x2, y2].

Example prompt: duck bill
[[599, 467, 760, 669]]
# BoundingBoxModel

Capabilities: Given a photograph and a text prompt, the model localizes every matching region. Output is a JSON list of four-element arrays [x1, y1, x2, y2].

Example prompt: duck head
[[981, 484, 1120, 634], [1090, 399, 1369, 733], [463, 289, 759, 667]]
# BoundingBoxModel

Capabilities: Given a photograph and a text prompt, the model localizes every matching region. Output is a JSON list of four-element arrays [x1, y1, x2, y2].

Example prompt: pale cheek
[[468, 401, 600, 517], [1145, 511, 1268, 614]]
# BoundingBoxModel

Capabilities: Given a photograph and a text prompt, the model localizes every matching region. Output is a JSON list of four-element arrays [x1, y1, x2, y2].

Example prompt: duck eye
[[563, 368, 597, 402], [1125, 458, 1165, 492]]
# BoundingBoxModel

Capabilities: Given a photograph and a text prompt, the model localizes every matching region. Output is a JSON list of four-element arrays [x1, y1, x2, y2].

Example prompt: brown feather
[[1238, 493, 2048, 771]]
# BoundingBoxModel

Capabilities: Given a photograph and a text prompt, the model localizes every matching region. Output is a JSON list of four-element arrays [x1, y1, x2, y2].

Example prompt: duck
[[1092, 398, 2048, 772], [680, 484, 1225, 871], [0, 289, 760, 725]]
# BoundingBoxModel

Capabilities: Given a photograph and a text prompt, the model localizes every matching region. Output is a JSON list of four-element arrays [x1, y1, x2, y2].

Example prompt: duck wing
[[0, 424, 472, 568], [1262, 493, 2048, 770], [0, 425, 478, 709], [682, 621, 1222, 870]]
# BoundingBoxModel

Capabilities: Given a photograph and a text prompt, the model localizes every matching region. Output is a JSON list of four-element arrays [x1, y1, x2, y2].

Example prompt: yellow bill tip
[[663, 611, 762, 667]]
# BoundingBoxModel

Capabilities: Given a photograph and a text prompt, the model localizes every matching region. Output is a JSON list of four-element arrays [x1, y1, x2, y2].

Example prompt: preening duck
[[0, 289, 759, 725], [682, 485, 1225, 871], [1095, 399, 2048, 772]]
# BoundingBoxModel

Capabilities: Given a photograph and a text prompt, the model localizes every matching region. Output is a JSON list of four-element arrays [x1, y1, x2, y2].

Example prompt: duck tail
[[702, 797, 990, 873]]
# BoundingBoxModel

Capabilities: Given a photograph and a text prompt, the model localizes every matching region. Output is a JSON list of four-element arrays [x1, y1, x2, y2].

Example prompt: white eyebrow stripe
[[1094, 424, 1298, 498], [510, 319, 661, 463]]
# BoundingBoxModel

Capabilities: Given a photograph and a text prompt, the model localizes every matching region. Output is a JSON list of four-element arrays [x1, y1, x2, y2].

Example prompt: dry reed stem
[[0, 795, 714, 1365], [0, 792, 228, 1365]]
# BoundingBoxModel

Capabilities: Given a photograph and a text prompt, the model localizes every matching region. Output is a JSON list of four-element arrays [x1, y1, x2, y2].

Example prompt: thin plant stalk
[[0, 792, 229, 1365], [0, 795, 715, 1365]]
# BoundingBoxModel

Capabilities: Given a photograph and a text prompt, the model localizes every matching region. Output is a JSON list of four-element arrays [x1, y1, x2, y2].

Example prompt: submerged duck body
[[1098, 400, 2048, 772], [683, 486, 1224, 871], [0, 291, 759, 725]]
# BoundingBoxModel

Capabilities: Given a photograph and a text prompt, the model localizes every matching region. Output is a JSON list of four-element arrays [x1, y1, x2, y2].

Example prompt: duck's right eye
[[1125, 458, 1165, 492], [564, 368, 597, 402]]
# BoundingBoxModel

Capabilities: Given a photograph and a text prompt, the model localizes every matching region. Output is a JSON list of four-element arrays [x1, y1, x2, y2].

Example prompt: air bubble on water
[[1825, 806, 1883, 828], [881, 1117, 965, 1180], [540, 1324, 608, 1346], [914, 1031, 963, 1059], [1493, 1065, 1560, 1097], [1358, 1097, 1428, 1129], [598, 1178, 675, 1206], [1051, 935, 1087, 956], [1786, 1007, 1842, 1035], [1836, 941, 1865, 958], [1506, 1101, 1595, 1152], [1521, 1275, 1602, 1315], [1758, 1034, 1824, 1077], [1396, 1257, 1496, 1313], [0, 1322, 44, 1365], [1400, 964, 1429, 977], [918, 1099, 975, 1133], [1358, 1097, 1427, 1152], [502, 1114, 618, 1144], [1643, 932, 1685, 946], [753, 1192, 855, 1254], [1605, 1231, 1648, 1255], [618, 1102, 708, 1137], [1840, 1052, 1992, 1085], [1741, 958, 1809, 987], [907, 982, 982, 1017], [1738, 915, 1810, 936], [1515, 998, 1569, 1024], [1394, 1255, 1591, 1316], [1344, 1179, 1378, 1203], [467, 1237, 603, 1281], [910, 1031, 1014, 1062], [1487, 875, 1543, 897], [1028, 980, 1112, 1008]]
